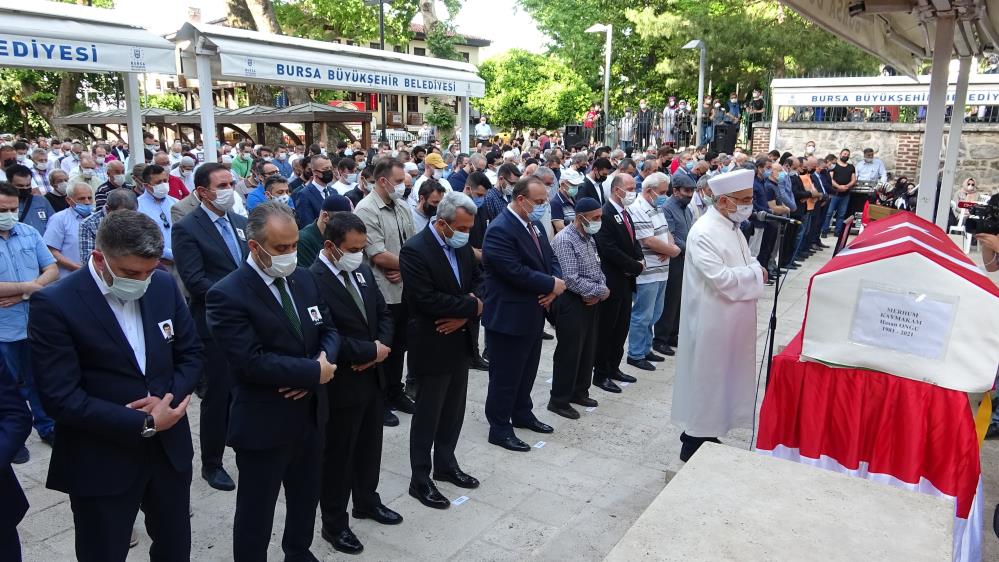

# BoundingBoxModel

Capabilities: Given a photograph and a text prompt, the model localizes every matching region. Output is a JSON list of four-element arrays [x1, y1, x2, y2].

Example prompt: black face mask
[[423, 203, 438, 217], [319, 170, 335, 184], [1, 158, 15, 168], [16, 186, 31, 201]]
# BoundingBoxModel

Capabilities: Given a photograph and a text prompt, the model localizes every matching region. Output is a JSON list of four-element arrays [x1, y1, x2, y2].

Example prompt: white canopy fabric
[[174, 22, 485, 98], [771, 74, 999, 106], [0, 0, 175, 74]]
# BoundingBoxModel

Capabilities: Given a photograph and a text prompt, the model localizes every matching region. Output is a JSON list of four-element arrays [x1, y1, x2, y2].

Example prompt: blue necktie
[[217, 216, 241, 265]]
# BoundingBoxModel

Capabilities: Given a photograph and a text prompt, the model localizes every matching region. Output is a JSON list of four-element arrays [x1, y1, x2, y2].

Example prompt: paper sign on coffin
[[801, 211, 999, 392]]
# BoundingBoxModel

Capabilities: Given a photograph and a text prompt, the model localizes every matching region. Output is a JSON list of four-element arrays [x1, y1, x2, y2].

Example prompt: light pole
[[365, 0, 390, 143], [586, 23, 612, 145], [683, 39, 706, 148]]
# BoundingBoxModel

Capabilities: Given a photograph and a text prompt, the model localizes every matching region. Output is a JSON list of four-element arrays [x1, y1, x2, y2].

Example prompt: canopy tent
[[172, 22, 486, 162], [779, 0, 999, 229], [0, 0, 177, 170]]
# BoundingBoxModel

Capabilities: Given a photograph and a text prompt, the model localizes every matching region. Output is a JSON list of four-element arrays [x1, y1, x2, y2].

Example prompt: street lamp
[[586, 23, 612, 145], [364, 0, 391, 143], [683, 39, 706, 148]]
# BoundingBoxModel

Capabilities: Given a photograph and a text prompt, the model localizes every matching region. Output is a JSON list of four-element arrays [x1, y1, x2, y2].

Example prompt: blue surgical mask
[[74, 203, 94, 217], [685, 161, 694, 171], [473, 196, 485, 208], [443, 222, 469, 248], [655, 195, 669, 207], [528, 201, 548, 222], [778, 171, 788, 182]]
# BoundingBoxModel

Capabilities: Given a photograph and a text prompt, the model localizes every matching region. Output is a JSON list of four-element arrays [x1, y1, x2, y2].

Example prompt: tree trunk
[[24, 72, 81, 139], [243, 0, 310, 105], [420, 1, 439, 31]]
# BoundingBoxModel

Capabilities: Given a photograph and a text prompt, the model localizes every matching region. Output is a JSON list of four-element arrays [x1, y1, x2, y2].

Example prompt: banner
[[774, 85, 999, 107], [0, 33, 174, 74]]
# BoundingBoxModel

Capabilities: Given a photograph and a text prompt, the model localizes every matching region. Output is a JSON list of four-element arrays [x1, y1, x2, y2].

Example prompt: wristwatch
[[140, 414, 157, 438]]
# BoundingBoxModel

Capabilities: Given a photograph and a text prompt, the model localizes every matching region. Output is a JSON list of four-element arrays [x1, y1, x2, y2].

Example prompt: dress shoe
[[404, 384, 417, 402], [129, 527, 139, 548], [815, 241, 830, 248], [570, 396, 598, 408], [678, 433, 721, 463], [383, 410, 400, 427], [12, 446, 28, 464], [542, 331, 555, 340], [409, 481, 450, 509], [547, 402, 580, 420], [39, 431, 55, 446], [625, 358, 655, 372], [612, 369, 639, 382], [352, 504, 403, 525], [645, 352, 665, 362], [470, 355, 490, 371], [390, 394, 417, 414], [593, 379, 621, 393], [652, 342, 676, 356], [321, 527, 363, 555], [433, 468, 480, 489], [488, 434, 531, 452], [513, 419, 553, 433], [202, 467, 236, 491]]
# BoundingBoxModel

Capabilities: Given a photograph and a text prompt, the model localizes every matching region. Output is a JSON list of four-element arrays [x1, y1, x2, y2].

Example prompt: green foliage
[[426, 21, 463, 61], [274, 0, 418, 47], [473, 49, 595, 130], [142, 93, 185, 111], [426, 98, 456, 143], [312, 89, 348, 104], [518, 0, 880, 110]]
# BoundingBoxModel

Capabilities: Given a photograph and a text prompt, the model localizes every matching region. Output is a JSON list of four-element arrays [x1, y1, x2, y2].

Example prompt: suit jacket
[[29, 268, 203, 496], [309, 261, 392, 408], [400, 225, 482, 374], [292, 183, 324, 229], [172, 206, 249, 338], [481, 208, 561, 337], [170, 192, 199, 223], [206, 263, 339, 450], [577, 176, 606, 205], [594, 201, 644, 296], [789, 175, 810, 219], [0, 358, 30, 529]]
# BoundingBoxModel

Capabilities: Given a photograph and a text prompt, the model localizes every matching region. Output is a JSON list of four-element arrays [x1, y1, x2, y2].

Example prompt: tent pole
[[195, 51, 218, 164], [768, 95, 779, 152], [916, 14, 954, 223], [122, 72, 144, 172], [937, 55, 971, 230], [458, 96, 470, 153]]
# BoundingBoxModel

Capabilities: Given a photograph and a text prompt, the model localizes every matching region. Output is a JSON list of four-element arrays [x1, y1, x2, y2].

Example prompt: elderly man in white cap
[[671, 168, 766, 462]]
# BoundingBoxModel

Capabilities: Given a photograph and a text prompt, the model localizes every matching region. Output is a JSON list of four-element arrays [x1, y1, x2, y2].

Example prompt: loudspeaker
[[711, 124, 738, 154], [563, 125, 585, 148]]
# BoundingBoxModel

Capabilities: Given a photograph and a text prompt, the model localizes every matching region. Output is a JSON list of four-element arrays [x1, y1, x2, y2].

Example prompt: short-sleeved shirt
[[42, 207, 85, 278], [136, 192, 177, 260], [0, 222, 56, 341], [18, 195, 55, 236], [354, 190, 415, 304], [550, 191, 575, 226], [831, 163, 856, 196], [629, 196, 671, 283]]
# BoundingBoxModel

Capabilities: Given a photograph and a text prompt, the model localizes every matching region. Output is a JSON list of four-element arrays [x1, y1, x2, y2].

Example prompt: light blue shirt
[[855, 158, 887, 182], [428, 221, 460, 285], [17, 195, 55, 236], [0, 222, 56, 341], [42, 207, 85, 278], [777, 174, 796, 213], [246, 185, 295, 212], [136, 191, 177, 260]]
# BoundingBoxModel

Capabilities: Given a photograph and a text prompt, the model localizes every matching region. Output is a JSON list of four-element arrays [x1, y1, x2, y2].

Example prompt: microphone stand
[[764, 221, 787, 388]]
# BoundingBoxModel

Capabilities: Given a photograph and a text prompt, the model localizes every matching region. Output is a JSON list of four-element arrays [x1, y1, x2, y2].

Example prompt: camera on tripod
[[959, 193, 999, 235]]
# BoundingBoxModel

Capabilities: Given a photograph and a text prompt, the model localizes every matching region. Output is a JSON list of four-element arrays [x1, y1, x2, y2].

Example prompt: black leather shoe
[[352, 504, 403, 525], [612, 369, 639, 382], [12, 446, 28, 464], [541, 331, 555, 340], [652, 342, 676, 356], [470, 355, 490, 371], [383, 410, 400, 427], [202, 467, 236, 491], [409, 481, 450, 509], [645, 352, 665, 362], [322, 527, 363, 555], [547, 402, 580, 419], [39, 431, 55, 446], [433, 468, 480, 489], [513, 419, 554, 433], [625, 358, 654, 372], [593, 379, 621, 393], [488, 434, 531, 452], [404, 384, 417, 402], [570, 396, 598, 407], [815, 241, 830, 248], [390, 394, 416, 414]]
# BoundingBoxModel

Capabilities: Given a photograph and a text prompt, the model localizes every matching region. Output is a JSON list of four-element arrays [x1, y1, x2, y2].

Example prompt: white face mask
[[728, 203, 753, 224], [258, 246, 297, 278], [0, 211, 17, 231], [334, 248, 364, 272], [34, 161, 47, 171], [275, 193, 291, 205], [103, 260, 152, 301], [95, 156, 106, 165], [213, 188, 235, 212], [152, 182, 170, 199], [390, 182, 406, 200], [81, 169, 95, 179], [113, 174, 126, 185], [433, 169, 443, 179], [619, 189, 637, 206]]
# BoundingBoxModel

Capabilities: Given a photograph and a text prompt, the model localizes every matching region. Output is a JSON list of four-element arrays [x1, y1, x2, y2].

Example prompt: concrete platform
[[605, 443, 954, 562]]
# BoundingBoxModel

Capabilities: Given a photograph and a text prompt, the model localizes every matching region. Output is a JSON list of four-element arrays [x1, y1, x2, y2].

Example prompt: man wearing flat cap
[[671, 168, 765, 462]]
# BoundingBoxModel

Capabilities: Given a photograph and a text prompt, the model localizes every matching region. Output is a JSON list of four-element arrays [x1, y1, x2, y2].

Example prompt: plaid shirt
[[78, 207, 106, 259], [481, 187, 509, 224], [551, 224, 608, 299]]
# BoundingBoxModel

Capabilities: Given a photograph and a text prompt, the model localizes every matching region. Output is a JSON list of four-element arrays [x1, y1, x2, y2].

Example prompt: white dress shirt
[[246, 254, 297, 310], [88, 257, 146, 375]]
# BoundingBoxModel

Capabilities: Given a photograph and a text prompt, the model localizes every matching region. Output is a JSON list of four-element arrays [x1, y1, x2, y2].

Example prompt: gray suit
[[170, 193, 200, 223]]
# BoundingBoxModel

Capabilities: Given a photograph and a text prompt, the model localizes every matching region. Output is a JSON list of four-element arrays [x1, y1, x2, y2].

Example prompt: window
[[414, 47, 426, 56], [394, 45, 406, 54], [406, 96, 419, 113], [346, 40, 356, 46], [370, 42, 381, 49], [387, 95, 400, 112], [461, 52, 469, 62]]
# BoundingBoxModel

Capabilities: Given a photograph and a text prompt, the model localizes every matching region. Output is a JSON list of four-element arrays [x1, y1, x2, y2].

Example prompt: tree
[[473, 50, 594, 131]]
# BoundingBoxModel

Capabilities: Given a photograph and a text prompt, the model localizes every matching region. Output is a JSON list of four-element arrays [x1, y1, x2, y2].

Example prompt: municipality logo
[[244, 57, 257, 77], [129, 47, 147, 71]]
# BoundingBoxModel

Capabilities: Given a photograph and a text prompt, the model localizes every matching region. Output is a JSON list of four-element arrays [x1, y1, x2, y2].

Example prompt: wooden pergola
[[54, 102, 372, 148]]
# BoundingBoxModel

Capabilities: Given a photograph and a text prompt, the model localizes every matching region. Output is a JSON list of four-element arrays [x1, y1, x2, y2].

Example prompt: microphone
[[754, 211, 801, 225]]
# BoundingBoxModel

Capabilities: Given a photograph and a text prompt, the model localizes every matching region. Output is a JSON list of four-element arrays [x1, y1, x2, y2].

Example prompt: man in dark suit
[[172, 162, 248, 492], [593, 174, 644, 393], [0, 355, 31, 561], [576, 157, 613, 205], [482, 176, 565, 452], [291, 154, 335, 229], [29, 210, 203, 562], [207, 201, 339, 562], [309, 212, 400, 555], [400, 191, 483, 508]]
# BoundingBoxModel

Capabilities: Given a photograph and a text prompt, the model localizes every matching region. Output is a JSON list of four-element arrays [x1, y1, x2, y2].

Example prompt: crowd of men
[[4, 127, 995, 561]]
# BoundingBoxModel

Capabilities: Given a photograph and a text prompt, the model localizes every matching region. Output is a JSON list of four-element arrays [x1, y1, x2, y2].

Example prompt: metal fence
[[770, 105, 999, 124]]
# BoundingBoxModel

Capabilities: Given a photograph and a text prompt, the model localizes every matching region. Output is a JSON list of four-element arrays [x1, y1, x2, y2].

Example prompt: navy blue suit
[[29, 267, 203, 562], [291, 182, 325, 229], [172, 206, 248, 472], [0, 355, 31, 562], [206, 262, 339, 562], [481, 208, 561, 439]]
